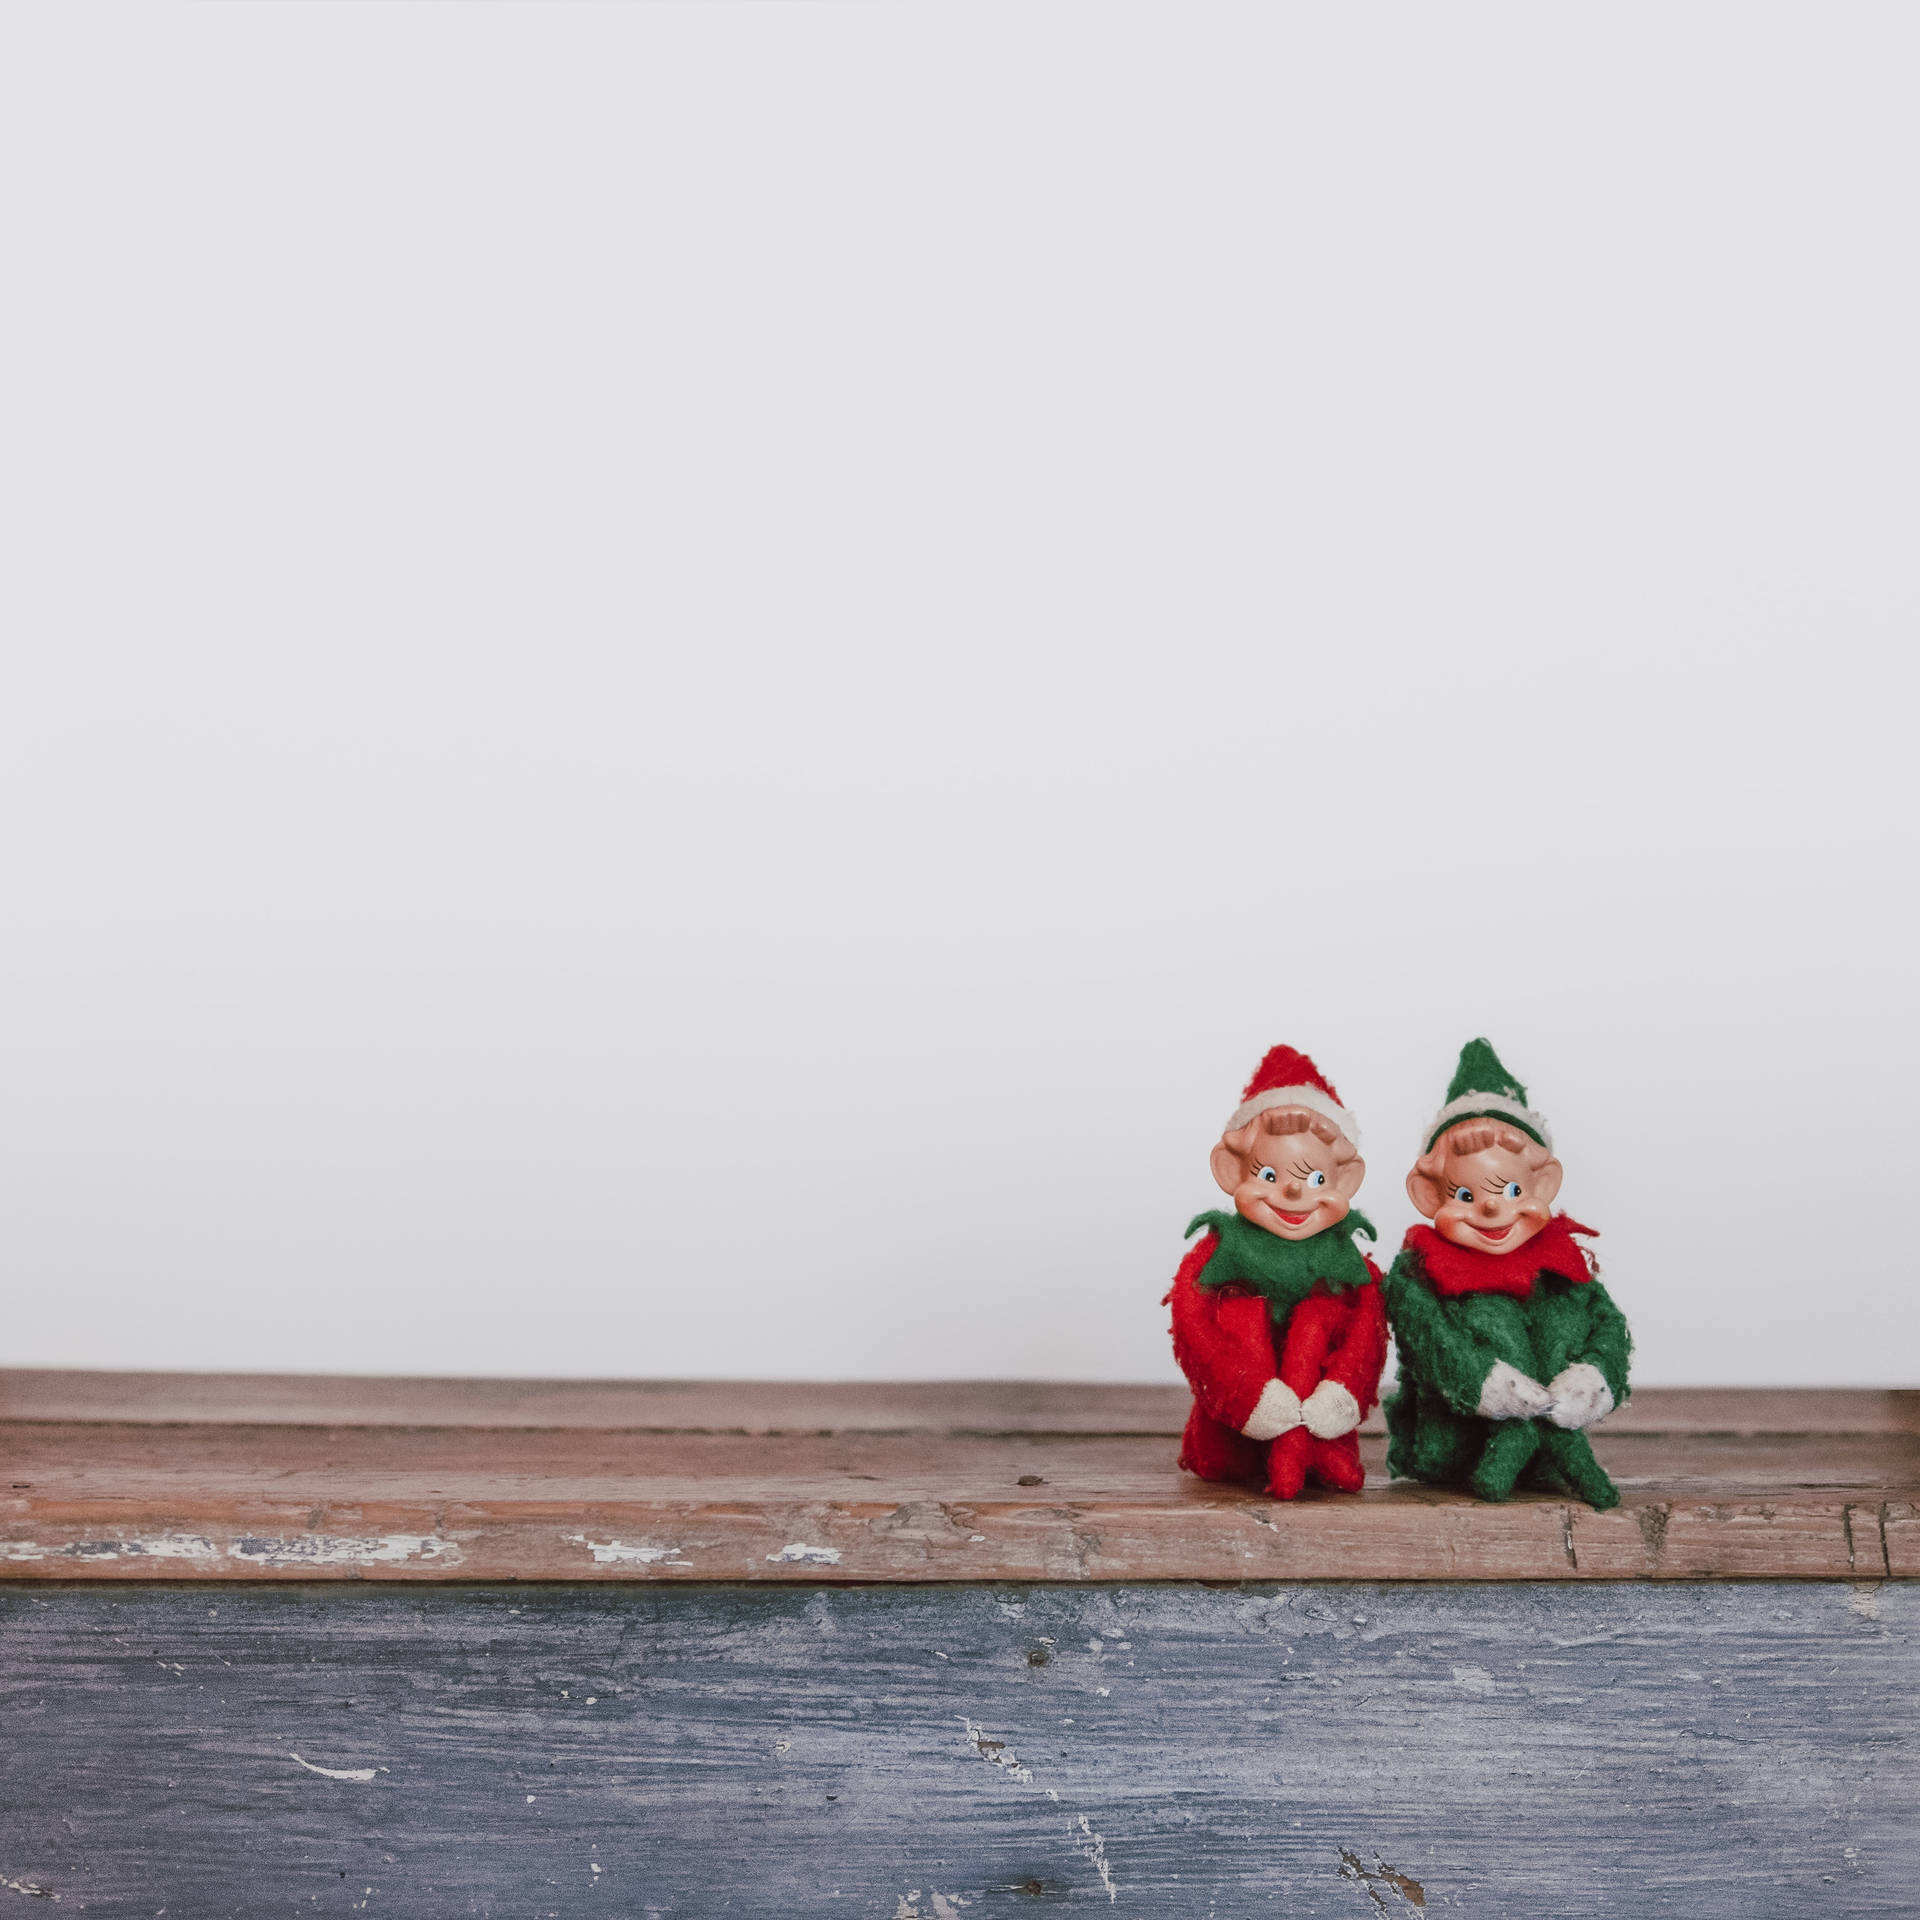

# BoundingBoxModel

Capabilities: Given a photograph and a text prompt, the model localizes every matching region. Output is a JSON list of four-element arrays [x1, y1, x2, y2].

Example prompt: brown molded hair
[[1413, 1119, 1552, 1186], [1222, 1107, 1359, 1166]]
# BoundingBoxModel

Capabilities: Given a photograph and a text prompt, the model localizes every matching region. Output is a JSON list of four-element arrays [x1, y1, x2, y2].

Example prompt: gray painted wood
[[0, 1580, 1913, 1916]]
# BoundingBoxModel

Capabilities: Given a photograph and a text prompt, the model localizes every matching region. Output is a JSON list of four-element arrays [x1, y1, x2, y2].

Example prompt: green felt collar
[[1186, 1207, 1377, 1318]]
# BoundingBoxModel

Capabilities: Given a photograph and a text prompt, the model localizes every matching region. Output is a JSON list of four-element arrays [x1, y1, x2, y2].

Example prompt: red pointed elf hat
[[1225, 1045, 1359, 1144]]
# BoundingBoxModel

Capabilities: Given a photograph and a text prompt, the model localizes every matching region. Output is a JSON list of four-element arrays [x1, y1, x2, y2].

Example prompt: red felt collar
[[1404, 1214, 1598, 1300]]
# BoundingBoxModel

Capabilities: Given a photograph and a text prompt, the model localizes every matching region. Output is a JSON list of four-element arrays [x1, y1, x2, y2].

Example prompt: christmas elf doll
[[1168, 1047, 1389, 1500], [1383, 1039, 1631, 1509]]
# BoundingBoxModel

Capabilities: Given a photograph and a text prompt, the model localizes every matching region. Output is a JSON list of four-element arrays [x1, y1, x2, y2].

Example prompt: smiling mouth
[[1474, 1222, 1515, 1240], [1273, 1208, 1314, 1225]]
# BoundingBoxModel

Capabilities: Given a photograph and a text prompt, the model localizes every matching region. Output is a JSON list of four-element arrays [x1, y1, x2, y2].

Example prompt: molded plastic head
[[1212, 1107, 1366, 1240], [1406, 1118, 1563, 1255]]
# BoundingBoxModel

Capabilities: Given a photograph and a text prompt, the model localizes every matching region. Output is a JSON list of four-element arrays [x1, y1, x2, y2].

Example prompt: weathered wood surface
[[0, 1579, 1912, 1916], [0, 1373, 1201, 1433], [1, 1376, 1914, 1581], [6, 1371, 1915, 1436]]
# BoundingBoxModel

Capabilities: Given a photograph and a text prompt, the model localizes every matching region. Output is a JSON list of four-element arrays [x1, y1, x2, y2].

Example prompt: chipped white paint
[[3, 1533, 458, 1569], [958, 1716, 1032, 1785], [0, 1534, 219, 1564], [229, 1535, 459, 1569], [766, 1543, 842, 1566], [894, 1893, 967, 1919], [569, 1537, 690, 1567], [289, 1752, 379, 1783], [1074, 1814, 1119, 1903], [1451, 1664, 1495, 1693], [1848, 1585, 1882, 1620]]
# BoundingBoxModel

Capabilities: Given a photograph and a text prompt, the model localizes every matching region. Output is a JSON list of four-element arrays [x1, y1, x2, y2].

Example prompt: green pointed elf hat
[[1421, 1038, 1554, 1153]]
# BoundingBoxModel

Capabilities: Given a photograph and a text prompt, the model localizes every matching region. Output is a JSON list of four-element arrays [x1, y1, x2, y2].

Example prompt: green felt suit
[[1383, 1220, 1631, 1509]]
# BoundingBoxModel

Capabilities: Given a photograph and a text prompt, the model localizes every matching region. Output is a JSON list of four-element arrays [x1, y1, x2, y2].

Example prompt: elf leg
[[1382, 1383, 1417, 1480], [1536, 1426, 1621, 1511], [1467, 1417, 1541, 1503], [1266, 1426, 1314, 1501], [1388, 1381, 1483, 1487], [1179, 1400, 1269, 1489], [1518, 1450, 1572, 1495], [1306, 1430, 1366, 1494]]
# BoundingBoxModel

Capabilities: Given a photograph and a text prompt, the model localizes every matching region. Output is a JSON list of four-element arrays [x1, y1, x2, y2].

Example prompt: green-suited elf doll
[[1383, 1040, 1632, 1509]]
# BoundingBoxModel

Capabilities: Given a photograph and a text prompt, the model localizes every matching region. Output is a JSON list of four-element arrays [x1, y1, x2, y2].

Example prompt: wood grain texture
[[1, 1376, 1914, 1582], [0, 1580, 1912, 1916], [6, 1371, 1915, 1434], [0, 1372, 1197, 1433]]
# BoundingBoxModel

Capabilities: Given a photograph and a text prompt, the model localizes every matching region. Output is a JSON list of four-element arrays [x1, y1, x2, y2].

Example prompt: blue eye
[[1453, 1187, 1473, 1204], [1308, 1170, 1327, 1188], [1504, 1181, 1522, 1200], [1257, 1167, 1277, 1183]]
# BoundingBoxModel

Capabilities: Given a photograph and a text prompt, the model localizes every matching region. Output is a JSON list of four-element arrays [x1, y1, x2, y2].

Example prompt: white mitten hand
[[1476, 1360, 1554, 1422], [1240, 1379, 1303, 1441], [1545, 1363, 1615, 1430], [1300, 1380, 1362, 1440]]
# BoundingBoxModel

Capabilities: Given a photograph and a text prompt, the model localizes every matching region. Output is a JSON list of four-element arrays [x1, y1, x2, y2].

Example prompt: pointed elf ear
[[1531, 1157, 1564, 1206], [1406, 1152, 1447, 1219], [1205, 1121, 1251, 1198], [1331, 1152, 1366, 1202]]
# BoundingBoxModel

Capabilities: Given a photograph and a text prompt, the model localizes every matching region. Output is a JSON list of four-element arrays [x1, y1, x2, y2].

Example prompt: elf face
[[1406, 1121, 1563, 1255], [1210, 1108, 1366, 1240]]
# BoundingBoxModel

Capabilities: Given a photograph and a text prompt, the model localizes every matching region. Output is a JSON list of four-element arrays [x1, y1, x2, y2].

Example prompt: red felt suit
[[1168, 1230, 1390, 1500]]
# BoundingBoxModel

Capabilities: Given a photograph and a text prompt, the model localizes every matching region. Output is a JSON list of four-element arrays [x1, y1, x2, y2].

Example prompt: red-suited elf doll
[[1168, 1047, 1389, 1500]]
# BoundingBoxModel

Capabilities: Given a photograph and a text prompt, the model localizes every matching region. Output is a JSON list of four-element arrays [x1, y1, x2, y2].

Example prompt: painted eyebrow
[[1482, 1177, 1513, 1193], [1288, 1160, 1315, 1178]]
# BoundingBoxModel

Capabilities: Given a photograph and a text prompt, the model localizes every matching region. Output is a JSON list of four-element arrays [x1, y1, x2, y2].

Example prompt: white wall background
[[1, 5, 1914, 1385]]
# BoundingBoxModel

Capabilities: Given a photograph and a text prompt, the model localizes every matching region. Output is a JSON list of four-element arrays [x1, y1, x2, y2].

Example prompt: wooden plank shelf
[[4, 1373, 1914, 1583], [2, 1374, 1915, 1913]]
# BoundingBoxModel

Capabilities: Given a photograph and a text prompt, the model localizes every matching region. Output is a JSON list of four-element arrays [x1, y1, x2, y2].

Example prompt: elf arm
[[1545, 1279, 1632, 1430], [1291, 1274, 1390, 1438], [1167, 1233, 1299, 1439], [1382, 1247, 1550, 1422], [1328, 1274, 1390, 1409]]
